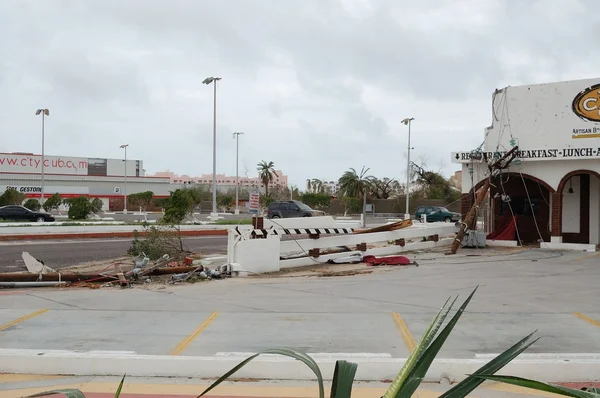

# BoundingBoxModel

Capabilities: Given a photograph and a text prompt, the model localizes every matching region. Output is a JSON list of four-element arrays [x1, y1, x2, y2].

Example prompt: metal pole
[[235, 133, 239, 214], [124, 146, 127, 213], [41, 112, 45, 206], [405, 120, 411, 220], [212, 80, 217, 215]]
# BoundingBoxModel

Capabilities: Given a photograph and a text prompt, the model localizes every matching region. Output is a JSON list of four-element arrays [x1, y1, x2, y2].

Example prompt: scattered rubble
[[0, 251, 231, 289]]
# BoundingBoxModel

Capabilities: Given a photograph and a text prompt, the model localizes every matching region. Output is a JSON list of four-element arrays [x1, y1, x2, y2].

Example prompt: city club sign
[[572, 84, 600, 139], [452, 147, 600, 163]]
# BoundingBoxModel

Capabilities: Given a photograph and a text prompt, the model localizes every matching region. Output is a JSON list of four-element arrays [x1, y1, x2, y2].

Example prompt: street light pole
[[120, 144, 129, 214], [233, 132, 244, 215], [401, 118, 414, 220], [35, 109, 49, 208], [203, 76, 222, 219]]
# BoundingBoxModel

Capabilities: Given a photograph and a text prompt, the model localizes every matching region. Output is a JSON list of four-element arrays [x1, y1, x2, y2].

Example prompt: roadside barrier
[[227, 219, 459, 275]]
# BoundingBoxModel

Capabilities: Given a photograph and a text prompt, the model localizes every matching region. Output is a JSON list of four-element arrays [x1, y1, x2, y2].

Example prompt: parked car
[[0, 205, 56, 223], [266, 200, 325, 219], [414, 206, 460, 223]]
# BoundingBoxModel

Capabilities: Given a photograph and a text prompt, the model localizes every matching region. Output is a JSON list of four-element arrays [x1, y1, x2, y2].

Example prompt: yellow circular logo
[[572, 84, 600, 122]]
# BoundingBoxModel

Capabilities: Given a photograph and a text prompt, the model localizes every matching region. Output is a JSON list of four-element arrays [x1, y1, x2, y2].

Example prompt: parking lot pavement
[[0, 248, 599, 378]]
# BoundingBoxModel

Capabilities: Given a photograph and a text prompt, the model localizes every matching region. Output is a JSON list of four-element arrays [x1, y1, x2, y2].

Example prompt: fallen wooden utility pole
[[449, 146, 519, 255], [0, 266, 199, 283]]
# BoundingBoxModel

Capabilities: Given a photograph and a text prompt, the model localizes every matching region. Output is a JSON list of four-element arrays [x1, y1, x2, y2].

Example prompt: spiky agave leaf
[[439, 333, 539, 397], [197, 348, 325, 398], [330, 360, 358, 398], [476, 376, 600, 398], [394, 287, 478, 397], [383, 296, 455, 398], [29, 390, 86, 398]]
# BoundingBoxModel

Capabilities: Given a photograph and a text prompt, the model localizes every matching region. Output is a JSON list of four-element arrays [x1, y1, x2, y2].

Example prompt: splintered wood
[[353, 219, 412, 234]]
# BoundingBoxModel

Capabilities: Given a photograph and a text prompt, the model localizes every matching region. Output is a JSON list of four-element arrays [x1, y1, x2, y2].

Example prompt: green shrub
[[65, 196, 92, 220], [0, 189, 25, 206], [43, 193, 63, 212], [300, 193, 331, 209], [162, 189, 193, 224], [128, 224, 186, 260], [90, 198, 103, 213], [23, 198, 41, 211], [129, 191, 154, 212]]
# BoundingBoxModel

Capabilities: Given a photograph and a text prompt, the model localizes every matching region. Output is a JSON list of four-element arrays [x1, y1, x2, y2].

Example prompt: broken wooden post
[[450, 179, 490, 254]]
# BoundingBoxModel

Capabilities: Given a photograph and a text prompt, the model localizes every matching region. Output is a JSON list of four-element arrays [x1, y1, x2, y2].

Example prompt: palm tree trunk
[[362, 189, 367, 228]]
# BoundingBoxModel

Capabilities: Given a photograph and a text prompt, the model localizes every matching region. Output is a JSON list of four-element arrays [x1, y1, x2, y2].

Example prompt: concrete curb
[[0, 229, 228, 241], [1, 349, 599, 382]]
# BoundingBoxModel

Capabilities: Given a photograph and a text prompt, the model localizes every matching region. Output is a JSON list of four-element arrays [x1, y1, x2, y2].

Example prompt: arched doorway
[[557, 170, 600, 245], [465, 173, 554, 243]]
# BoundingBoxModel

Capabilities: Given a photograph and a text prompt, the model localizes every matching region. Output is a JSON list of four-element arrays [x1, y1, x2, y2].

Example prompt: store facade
[[0, 153, 173, 211], [452, 77, 600, 249]]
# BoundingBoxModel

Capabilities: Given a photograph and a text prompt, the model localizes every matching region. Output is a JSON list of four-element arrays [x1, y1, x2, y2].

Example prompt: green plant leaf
[[439, 332, 539, 397], [384, 296, 456, 398], [197, 348, 324, 398], [476, 375, 600, 398], [395, 287, 478, 397], [29, 389, 86, 398], [114, 374, 126, 398], [330, 360, 358, 398]]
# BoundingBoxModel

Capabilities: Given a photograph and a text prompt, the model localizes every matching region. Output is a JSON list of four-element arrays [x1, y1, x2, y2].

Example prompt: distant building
[[149, 170, 289, 193], [0, 151, 171, 211], [450, 170, 462, 190]]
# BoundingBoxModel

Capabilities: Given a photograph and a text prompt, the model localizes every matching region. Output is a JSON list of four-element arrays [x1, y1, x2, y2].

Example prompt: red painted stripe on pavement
[[555, 382, 600, 390], [79, 394, 296, 398], [0, 229, 227, 241]]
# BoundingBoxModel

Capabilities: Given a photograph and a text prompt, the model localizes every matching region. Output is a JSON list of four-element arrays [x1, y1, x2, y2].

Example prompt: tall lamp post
[[401, 117, 414, 220], [120, 144, 129, 214], [233, 132, 244, 215], [35, 109, 49, 207], [203, 76, 222, 219]]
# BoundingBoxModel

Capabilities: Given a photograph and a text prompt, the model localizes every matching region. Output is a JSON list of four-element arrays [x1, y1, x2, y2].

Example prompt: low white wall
[[229, 224, 458, 274]]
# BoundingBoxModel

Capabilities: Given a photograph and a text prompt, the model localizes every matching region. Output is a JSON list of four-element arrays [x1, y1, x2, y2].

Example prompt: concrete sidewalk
[[0, 374, 589, 398], [1, 248, 599, 383]]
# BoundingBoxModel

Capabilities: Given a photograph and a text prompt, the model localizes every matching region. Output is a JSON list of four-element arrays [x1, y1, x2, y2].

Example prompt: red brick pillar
[[551, 192, 562, 237]]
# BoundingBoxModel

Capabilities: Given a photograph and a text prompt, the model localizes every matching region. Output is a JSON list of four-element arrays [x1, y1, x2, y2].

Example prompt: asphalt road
[[0, 236, 228, 273]]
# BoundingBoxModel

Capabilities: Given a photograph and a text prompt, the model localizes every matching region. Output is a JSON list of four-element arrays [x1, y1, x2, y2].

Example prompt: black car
[[0, 205, 56, 223], [266, 200, 325, 219]]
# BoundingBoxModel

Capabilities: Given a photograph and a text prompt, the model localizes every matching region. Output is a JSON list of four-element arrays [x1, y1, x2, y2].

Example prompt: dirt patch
[[249, 261, 411, 279]]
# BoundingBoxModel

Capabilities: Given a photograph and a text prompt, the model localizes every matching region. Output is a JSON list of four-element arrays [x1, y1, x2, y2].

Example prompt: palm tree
[[311, 178, 324, 193], [257, 160, 278, 196], [338, 167, 373, 227]]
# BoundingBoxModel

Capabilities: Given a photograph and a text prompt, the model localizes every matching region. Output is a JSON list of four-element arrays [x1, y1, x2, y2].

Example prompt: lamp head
[[203, 77, 221, 85]]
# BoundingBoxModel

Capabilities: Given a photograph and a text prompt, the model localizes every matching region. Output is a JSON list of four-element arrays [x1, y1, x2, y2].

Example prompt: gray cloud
[[0, 0, 598, 186]]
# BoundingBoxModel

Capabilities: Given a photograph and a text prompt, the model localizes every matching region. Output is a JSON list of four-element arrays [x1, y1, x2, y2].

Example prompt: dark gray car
[[267, 200, 324, 218], [0, 205, 56, 223]]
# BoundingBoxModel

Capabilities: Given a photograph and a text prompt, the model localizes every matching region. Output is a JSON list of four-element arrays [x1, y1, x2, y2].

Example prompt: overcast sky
[[1, 0, 598, 187]]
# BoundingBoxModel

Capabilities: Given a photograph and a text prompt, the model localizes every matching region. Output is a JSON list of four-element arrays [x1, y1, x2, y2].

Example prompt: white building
[[452, 77, 600, 250], [0, 152, 172, 211]]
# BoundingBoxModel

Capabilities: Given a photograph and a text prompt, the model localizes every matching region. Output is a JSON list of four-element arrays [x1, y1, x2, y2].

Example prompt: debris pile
[[0, 251, 231, 289]]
